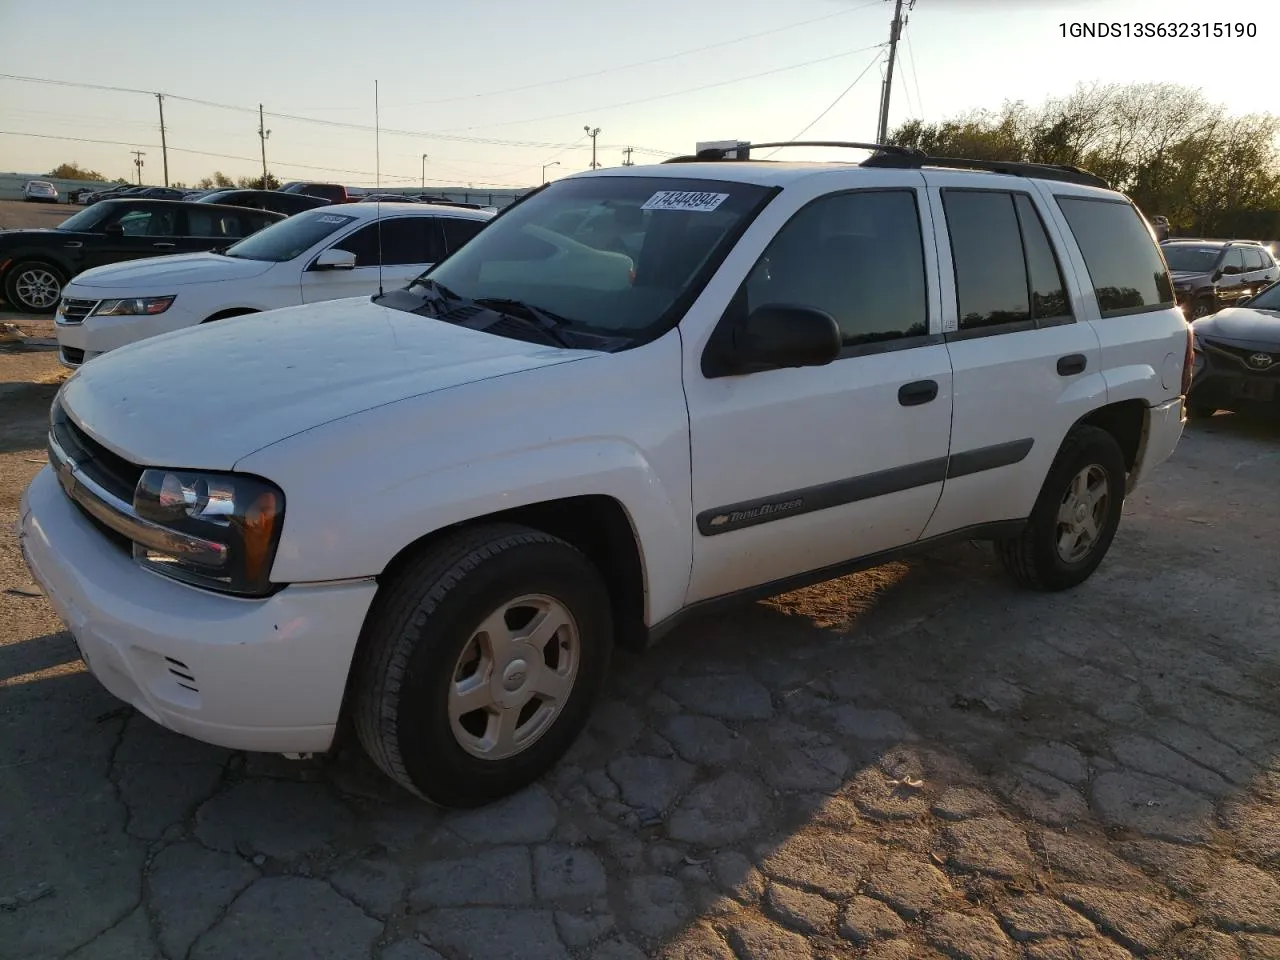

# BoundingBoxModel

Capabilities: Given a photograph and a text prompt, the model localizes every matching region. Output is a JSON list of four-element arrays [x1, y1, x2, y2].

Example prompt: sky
[[0, 0, 1275, 189]]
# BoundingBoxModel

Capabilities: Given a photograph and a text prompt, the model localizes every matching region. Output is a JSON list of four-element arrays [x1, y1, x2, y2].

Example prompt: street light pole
[[541, 161, 560, 184], [584, 126, 601, 169], [421, 153, 428, 190]]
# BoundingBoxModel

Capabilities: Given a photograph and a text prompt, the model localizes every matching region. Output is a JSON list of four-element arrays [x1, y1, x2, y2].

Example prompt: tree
[[196, 177, 215, 189], [211, 171, 234, 188], [234, 173, 280, 190], [888, 82, 1280, 238], [46, 161, 107, 181]]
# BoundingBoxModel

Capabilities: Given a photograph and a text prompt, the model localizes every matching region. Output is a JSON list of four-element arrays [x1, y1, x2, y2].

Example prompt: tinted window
[[442, 217, 487, 254], [1241, 247, 1265, 271], [743, 190, 928, 347], [222, 210, 359, 262], [1161, 244, 1223, 273], [1014, 194, 1071, 320], [942, 191, 1029, 329], [185, 209, 249, 238], [1057, 197, 1175, 316], [332, 217, 439, 266], [107, 205, 179, 237]]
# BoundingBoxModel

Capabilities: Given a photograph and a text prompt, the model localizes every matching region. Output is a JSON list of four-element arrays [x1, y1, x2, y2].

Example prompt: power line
[[443, 44, 888, 132], [387, 0, 888, 108], [903, 23, 926, 119], [0, 131, 526, 186], [0, 72, 677, 155], [763, 50, 886, 156]]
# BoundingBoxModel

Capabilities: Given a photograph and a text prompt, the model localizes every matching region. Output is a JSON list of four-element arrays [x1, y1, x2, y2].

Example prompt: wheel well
[[1075, 400, 1145, 472], [202, 308, 258, 324], [377, 495, 648, 653]]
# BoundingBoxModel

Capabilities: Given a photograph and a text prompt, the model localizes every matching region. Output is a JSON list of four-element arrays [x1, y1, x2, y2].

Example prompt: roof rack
[[662, 140, 1109, 189]]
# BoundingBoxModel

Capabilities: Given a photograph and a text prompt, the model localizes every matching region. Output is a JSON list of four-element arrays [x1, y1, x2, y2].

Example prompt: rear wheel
[[996, 426, 1127, 591], [352, 523, 613, 807], [4, 261, 65, 313]]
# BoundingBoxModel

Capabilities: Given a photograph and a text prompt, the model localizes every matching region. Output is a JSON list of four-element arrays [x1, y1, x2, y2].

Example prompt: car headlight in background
[[93, 296, 176, 317], [132, 468, 285, 596]]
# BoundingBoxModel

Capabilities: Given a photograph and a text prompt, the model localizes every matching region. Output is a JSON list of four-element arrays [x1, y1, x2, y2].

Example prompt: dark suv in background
[[1160, 239, 1279, 319], [193, 189, 330, 216]]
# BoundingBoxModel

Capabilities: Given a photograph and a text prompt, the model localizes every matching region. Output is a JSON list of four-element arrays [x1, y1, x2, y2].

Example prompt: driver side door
[[682, 184, 956, 604], [300, 216, 444, 303], [83, 203, 183, 270]]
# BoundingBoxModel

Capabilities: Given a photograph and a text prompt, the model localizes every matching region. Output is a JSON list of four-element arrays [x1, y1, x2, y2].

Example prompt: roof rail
[[860, 152, 1109, 188], [662, 141, 923, 163], [661, 139, 1111, 189]]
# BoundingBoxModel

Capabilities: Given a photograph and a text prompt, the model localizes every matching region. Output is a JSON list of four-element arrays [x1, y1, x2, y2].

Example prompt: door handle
[[898, 379, 938, 406], [63, 241, 83, 249], [152, 242, 176, 249], [1057, 354, 1087, 376]]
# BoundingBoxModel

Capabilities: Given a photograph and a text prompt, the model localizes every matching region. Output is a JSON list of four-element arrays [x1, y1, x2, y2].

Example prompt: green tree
[[211, 171, 234, 188], [46, 161, 107, 181], [234, 173, 280, 190]]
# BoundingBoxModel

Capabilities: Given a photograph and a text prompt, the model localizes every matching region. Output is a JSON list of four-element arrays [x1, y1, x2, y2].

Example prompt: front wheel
[[996, 426, 1127, 591], [352, 523, 613, 807], [3, 261, 65, 313], [1189, 299, 1214, 321]]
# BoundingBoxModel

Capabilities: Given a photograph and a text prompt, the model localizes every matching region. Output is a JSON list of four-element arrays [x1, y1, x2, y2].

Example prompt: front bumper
[[1188, 340, 1280, 410], [18, 465, 378, 754], [55, 301, 195, 362]]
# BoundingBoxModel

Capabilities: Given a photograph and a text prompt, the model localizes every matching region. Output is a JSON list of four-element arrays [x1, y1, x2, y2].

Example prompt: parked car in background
[[54, 202, 491, 366], [414, 197, 487, 209], [129, 187, 187, 201], [67, 187, 100, 204], [194, 189, 331, 216], [278, 181, 349, 204], [1187, 278, 1280, 417], [1160, 239, 1279, 319], [22, 180, 59, 203], [80, 185, 143, 206], [0, 199, 284, 313], [360, 193, 418, 203]]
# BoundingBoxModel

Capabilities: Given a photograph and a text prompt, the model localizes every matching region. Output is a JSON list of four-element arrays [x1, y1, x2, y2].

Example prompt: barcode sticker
[[641, 190, 730, 213]]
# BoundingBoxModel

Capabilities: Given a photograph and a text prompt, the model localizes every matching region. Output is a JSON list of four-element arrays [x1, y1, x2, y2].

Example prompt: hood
[[57, 296, 591, 470], [1193, 306, 1280, 347], [67, 252, 275, 291]]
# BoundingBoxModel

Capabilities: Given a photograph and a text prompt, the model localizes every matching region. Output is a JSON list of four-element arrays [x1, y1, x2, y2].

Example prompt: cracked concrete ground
[[2, 342, 1279, 960]]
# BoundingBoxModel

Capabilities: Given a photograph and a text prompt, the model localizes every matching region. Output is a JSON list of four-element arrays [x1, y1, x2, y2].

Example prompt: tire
[[352, 523, 613, 807], [996, 425, 1127, 591], [1189, 299, 1214, 320], [3, 261, 66, 314]]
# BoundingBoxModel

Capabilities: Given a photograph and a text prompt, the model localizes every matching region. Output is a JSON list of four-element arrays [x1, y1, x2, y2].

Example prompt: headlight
[[93, 296, 176, 317], [132, 468, 284, 596]]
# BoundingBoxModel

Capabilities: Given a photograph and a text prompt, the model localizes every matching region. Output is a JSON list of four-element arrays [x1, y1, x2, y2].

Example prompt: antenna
[[375, 79, 384, 298]]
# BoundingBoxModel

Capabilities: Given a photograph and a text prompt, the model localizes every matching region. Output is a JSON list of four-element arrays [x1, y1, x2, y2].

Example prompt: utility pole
[[421, 153, 429, 190], [156, 94, 169, 187], [875, 0, 911, 144], [622, 147, 634, 167], [257, 104, 271, 189], [584, 125, 601, 169], [131, 150, 146, 185]]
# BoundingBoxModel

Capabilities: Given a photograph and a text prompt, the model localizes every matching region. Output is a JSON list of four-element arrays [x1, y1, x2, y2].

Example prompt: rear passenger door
[[441, 216, 487, 257], [920, 178, 1105, 538], [1241, 246, 1270, 297]]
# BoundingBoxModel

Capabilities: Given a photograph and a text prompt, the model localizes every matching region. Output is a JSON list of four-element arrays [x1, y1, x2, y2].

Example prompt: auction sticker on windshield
[[317, 215, 352, 224], [642, 191, 729, 213]]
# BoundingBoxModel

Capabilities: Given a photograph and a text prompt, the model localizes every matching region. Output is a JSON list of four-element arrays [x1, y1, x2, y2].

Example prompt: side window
[[1241, 247, 1264, 271], [1056, 197, 1175, 317], [330, 219, 435, 266], [742, 189, 929, 348], [941, 190, 1030, 330], [185, 210, 218, 237], [110, 206, 178, 238], [1221, 248, 1245, 275], [1014, 194, 1072, 321], [443, 217, 487, 255]]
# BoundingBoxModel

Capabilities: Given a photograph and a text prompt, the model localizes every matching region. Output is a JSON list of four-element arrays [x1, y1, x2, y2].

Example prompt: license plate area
[[1231, 379, 1276, 401]]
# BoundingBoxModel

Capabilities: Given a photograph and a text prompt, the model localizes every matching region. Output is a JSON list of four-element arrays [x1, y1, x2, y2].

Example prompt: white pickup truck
[[19, 142, 1190, 807]]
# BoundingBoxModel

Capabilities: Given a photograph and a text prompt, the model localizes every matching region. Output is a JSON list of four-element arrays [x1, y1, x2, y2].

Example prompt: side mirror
[[103, 223, 124, 237], [313, 248, 356, 271], [1211, 269, 1223, 282], [730, 304, 842, 373]]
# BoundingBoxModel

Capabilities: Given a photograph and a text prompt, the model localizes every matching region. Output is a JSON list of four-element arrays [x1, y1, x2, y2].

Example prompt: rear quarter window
[[1056, 196, 1175, 318]]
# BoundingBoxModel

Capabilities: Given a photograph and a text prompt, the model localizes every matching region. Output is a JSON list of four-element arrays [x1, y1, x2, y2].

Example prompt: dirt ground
[[1, 202, 1279, 959]]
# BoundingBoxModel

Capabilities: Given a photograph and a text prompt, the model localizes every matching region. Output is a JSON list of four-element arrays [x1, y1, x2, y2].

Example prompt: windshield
[[1162, 244, 1222, 273], [221, 210, 359, 262], [410, 175, 773, 340], [57, 205, 113, 232], [1247, 280, 1280, 311]]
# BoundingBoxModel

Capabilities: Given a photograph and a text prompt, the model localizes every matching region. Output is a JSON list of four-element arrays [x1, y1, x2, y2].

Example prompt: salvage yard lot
[[1, 197, 1278, 959]]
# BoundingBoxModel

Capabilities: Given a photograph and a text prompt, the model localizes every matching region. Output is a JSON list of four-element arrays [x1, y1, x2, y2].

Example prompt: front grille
[[60, 347, 84, 366], [1203, 339, 1280, 375], [58, 298, 98, 323], [50, 402, 144, 505]]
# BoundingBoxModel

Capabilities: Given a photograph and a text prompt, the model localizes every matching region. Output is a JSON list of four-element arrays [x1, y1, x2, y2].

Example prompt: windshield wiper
[[474, 297, 576, 348]]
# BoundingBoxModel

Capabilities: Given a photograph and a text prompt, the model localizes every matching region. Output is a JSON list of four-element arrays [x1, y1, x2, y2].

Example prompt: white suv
[[53, 202, 492, 367], [19, 142, 1190, 808]]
